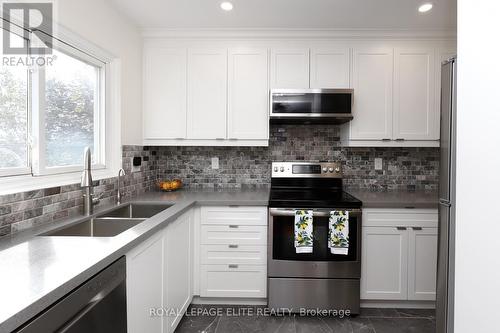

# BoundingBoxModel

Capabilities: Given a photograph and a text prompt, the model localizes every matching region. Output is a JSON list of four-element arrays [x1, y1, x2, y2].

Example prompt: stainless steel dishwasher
[[15, 257, 127, 333]]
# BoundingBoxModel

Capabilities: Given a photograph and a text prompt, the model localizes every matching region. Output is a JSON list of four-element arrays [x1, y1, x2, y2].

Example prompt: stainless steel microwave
[[270, 88, 353, 124]]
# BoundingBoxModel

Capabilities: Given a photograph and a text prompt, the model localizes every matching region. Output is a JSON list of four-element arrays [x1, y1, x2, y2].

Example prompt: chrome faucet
[[117, 168, 125, 204], [81, 147, 101, 215]]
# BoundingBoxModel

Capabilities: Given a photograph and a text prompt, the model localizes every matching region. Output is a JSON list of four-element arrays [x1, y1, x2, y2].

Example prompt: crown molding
[[142, 28, 456, 41]]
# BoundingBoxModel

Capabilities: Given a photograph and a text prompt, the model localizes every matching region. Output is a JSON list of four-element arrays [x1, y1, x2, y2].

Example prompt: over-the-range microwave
[[270, 88, 353, 125]]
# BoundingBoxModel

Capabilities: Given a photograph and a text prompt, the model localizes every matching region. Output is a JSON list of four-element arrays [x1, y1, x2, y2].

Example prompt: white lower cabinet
[[361, 209, 438, 302], [164, 211, 193, 332], [126, 205, 268, 332], [126, 210, 193, 333], [200, 264, 267, 298], [361, 226, 408, 300], [408, 227, 438, 301], [126, 233, 164, 333], [199, 206, 268, 298]]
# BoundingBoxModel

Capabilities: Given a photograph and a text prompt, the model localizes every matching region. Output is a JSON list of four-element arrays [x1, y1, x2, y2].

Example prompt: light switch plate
[[374, 158, 383, 170], [211, 157, 219, 170]]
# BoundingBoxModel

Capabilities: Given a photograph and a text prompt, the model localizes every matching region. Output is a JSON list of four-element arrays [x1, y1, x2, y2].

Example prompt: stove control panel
[[272, 162, 342, 178]]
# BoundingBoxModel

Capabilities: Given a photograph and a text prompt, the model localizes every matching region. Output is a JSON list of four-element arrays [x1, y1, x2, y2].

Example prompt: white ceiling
[[109, 0, 456, 31]]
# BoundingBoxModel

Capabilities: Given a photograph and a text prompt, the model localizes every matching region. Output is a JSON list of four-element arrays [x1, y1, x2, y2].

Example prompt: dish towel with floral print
[[294, 210, 313, 253], [329, 211, 349, 255]]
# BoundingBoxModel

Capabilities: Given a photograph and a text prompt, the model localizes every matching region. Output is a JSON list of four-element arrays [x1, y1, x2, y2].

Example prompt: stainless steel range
[[268, 162, 362, 313]]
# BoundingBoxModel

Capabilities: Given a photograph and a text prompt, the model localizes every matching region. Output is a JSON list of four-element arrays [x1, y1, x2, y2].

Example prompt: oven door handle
[[269, 208, 361, 217]]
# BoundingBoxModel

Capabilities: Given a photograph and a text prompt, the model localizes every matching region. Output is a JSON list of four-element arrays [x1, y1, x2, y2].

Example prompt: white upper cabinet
[[310, 47, 350, 88], [142, 39, 454, 147], [350, 47, 394, 140], [187, 48, 228, 139], [270, 48, 310, 88], [143, 47, 187, 140], [227, 48, 269, 140], [393, 48, 437, 140]]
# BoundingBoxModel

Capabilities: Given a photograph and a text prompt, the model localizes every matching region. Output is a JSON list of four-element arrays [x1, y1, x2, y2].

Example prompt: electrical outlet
[[211, 157, 219, 170], [130, 157, 141, 173], [374, 158, 383, 171]]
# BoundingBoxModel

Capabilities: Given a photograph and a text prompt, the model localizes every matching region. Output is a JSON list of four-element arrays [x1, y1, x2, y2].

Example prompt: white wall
[[455, 1, 500, 332], [56, 0, 143, 145]]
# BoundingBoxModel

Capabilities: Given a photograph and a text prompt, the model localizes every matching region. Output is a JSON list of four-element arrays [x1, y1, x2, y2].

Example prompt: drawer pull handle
[[228, 244, 239, 249], [228, 264, 239, 269], [229, 225, 239, 229], [412, 227, 423, 231], [396, 227, 407, 231]]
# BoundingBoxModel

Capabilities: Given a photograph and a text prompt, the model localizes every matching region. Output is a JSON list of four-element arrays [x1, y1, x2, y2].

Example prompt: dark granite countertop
[[0, 188, 269, 333], [347, 189, 439, 209]]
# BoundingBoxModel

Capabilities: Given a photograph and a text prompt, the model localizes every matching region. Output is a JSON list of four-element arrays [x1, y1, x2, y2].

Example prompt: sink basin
[[43, 217, 145, 237], [98, 203, 172, 219]]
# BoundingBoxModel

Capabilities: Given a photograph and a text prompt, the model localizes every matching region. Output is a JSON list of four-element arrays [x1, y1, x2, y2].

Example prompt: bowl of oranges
[[158, 179, 183, 192]]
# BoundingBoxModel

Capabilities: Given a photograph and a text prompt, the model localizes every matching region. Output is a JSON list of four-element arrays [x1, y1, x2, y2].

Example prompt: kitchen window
[[0, 23, 120, 195], [0, 28, 107, 178]]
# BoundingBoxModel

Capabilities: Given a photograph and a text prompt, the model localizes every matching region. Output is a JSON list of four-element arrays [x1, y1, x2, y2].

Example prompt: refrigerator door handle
[[439, 199, 451, 207]]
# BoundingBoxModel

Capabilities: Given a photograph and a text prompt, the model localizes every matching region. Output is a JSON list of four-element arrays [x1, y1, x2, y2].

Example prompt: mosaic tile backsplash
[[159, 125, 439, 191], [0, 146, 159, 237], [0, 125, 439, 238]]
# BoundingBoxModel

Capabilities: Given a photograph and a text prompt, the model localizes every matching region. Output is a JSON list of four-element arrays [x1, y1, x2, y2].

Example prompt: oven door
[[268, 208, 361, 279]]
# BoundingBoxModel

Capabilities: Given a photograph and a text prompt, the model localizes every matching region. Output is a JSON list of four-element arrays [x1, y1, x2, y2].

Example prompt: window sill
[[0, 168, 117, 196]]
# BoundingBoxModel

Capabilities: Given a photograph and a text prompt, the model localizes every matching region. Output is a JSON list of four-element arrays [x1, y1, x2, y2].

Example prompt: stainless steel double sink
[[42, 203, 173, 237]]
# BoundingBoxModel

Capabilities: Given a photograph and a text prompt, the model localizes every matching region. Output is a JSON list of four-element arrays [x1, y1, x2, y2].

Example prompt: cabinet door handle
[[229, 225, 239, 229], [396, 227, 407, 231], [382, 138, 391, 141], [395, 138, 405, 141], [412, 227, 423, 231], [228, 244, 239, 249], [228, 264, 239, 269]]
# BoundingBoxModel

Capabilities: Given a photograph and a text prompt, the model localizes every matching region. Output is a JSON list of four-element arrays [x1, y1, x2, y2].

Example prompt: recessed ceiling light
[[418, 3, 433, 13], [220, 2, 233, 11]]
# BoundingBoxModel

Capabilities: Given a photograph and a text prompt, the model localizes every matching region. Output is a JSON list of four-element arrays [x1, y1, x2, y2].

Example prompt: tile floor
[[175, 306, 436, 333]]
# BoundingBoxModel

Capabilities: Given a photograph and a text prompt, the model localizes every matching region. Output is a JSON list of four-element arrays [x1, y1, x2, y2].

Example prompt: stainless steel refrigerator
[[436, 57, 457, 333]]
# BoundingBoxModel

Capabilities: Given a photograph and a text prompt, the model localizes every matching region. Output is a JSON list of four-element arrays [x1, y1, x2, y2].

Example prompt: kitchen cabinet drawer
[[201, 225, 267, 245], [200, 206, 267, 226], [201, 244, 267, 265], [363, 208, 438, 228], [200, 264, 267, 298]]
